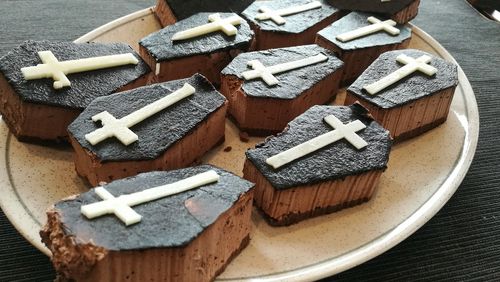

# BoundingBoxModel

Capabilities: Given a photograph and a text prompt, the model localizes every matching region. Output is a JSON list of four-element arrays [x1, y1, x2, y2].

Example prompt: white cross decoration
[[21, 51, 139, 89], [172, 13, 243, 41], [266, 115, 368, 169], [255, 1, 322, 25], [85, 83, 195, 146], [336, 16, 400, 43], [81, 170, 220, 226], [363, 54, 438, 95], [242, 53, 328, 86]]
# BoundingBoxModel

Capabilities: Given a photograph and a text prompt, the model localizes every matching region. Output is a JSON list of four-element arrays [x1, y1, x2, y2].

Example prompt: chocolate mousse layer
[[221, 44, 343, 135], [346, 49, 458, 141], [242, 0, 342, 50], [327, 0, 420, 23], [40, 165, 255, 282], [244, 104, 391, 225], [68, 73, 227, 186], [0, 40, 151, 142], [139, 12, 254, 85], [316, 12, 411, 84]]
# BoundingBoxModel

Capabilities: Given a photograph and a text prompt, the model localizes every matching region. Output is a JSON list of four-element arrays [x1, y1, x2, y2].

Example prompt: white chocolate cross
[[21, 51, 139, 89], [255, 1, 322, 25], [363, 54, 438, 95], [81, 170, 220, 226], [336, 16, 400, 42], [242, 53, 328, 86], [172, 13, 243, 41], [266, 115, 368, 169], [85, 83, 195, 146]]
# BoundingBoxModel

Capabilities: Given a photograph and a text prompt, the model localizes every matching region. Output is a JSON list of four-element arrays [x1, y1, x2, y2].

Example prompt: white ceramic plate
[[0, 7, 479, 282]]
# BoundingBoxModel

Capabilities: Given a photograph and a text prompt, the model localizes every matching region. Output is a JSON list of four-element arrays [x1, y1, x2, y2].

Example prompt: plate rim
[[0, 7, 479, 282]]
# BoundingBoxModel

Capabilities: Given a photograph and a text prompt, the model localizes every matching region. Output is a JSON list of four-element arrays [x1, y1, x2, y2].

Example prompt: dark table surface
[[1, 0, 499, 281]]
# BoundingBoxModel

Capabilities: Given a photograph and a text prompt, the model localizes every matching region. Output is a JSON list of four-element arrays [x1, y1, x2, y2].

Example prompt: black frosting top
[[0, 40, 150, 109], [242, 0, 339, 34], [246, 104, 391, 189], [54, 165, 254, 250], [162, 0, 255, 20], [348, 49, 458, 109], [139, 12, 254, 62], [68, 74, 226, 162], [317, 12, 412, 51], [327, 0, 417, 15], [221, 44, 343, 99]]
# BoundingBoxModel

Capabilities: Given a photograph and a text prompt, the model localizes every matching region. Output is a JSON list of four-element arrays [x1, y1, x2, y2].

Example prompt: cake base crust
[[70, 103, 227, 186], [243, 160, 383, 226], [154, 0, 177, 27]]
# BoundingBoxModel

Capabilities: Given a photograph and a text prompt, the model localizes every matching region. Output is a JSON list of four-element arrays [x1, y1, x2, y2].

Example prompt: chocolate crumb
[[223, 146, 232, 152], [239, 132, 250, 143]]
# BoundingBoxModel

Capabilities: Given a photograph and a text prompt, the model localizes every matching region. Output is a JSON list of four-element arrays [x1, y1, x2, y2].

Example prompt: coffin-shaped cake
[[327, 0, 420, 24], [139, 12, 254, 85], [154, 0, 255, 27], [220, 44, 343, 135], [40, 165, 255, 282], [316, 12, 412, 84], [0, 40, 151, 142], [345, 49, 458, 142], [244, 104, 392, 226], [242, 0, 342, 50], [68, 73, 227, 186]]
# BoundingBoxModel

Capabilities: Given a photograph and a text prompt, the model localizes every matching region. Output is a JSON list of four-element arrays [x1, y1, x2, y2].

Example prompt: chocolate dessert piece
[[40, 165, 255, 282], [139, 12, 254, 86], [316, 12, 412, 84], [345, 49, 458, 142], [327, 0, 420, 24], [154, 0, 255, 27], [244, 104, 392, 226], [0, 40, 151, 143], [220, 44, 343, 135], [242, 0, 342, 50], [68, 73, 227, 186]]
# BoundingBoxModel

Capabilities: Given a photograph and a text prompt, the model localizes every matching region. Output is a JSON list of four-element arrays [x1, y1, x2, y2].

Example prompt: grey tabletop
[[1, 0, 499, 281]]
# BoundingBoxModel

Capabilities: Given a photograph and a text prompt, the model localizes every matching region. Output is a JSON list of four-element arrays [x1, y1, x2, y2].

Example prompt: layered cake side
[[68, 74, 227, 186], [154, 0, 255, 27], [40, 165, 255, 282], [220, 44, 343, 135], [327, 0, 420, 24], [139, 12, 254, 85], [242, 0, 342, 50], [0, 40, 151, 143], [345, 49, 458, 142], [316, 12, 412, 84], [244, 104, 392, 226]]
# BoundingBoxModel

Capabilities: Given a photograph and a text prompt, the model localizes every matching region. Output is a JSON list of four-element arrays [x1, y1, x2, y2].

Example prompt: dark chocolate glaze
[[162, 0, 255, 20], [139, 12, 254, 62], [0, 40, 150, 108], [317, 12, 412, 51], [54, 165, 254, 250], [242, 0, 340, 34], [246, 104, 391, 189], [327, 0, 417, 15], [347, 49, 458, 109], [68, 74, 226, 162], [221, 44, 343, 99]]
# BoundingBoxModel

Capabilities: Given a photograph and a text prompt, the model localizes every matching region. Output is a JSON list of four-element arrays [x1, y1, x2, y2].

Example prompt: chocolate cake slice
[[40, 165, 255, 282], [139, 12, 254, 85], [68, 73, 227, 186], [154, 0, 255, 27], [0, 40, 151, 143], [244, 104, 392, 226], [220, 44, 343, 135], [242, 0, 342, 50], [316, 12, 412, 84], [327, 0, 420, 24], [345, 49, 458, 142]]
